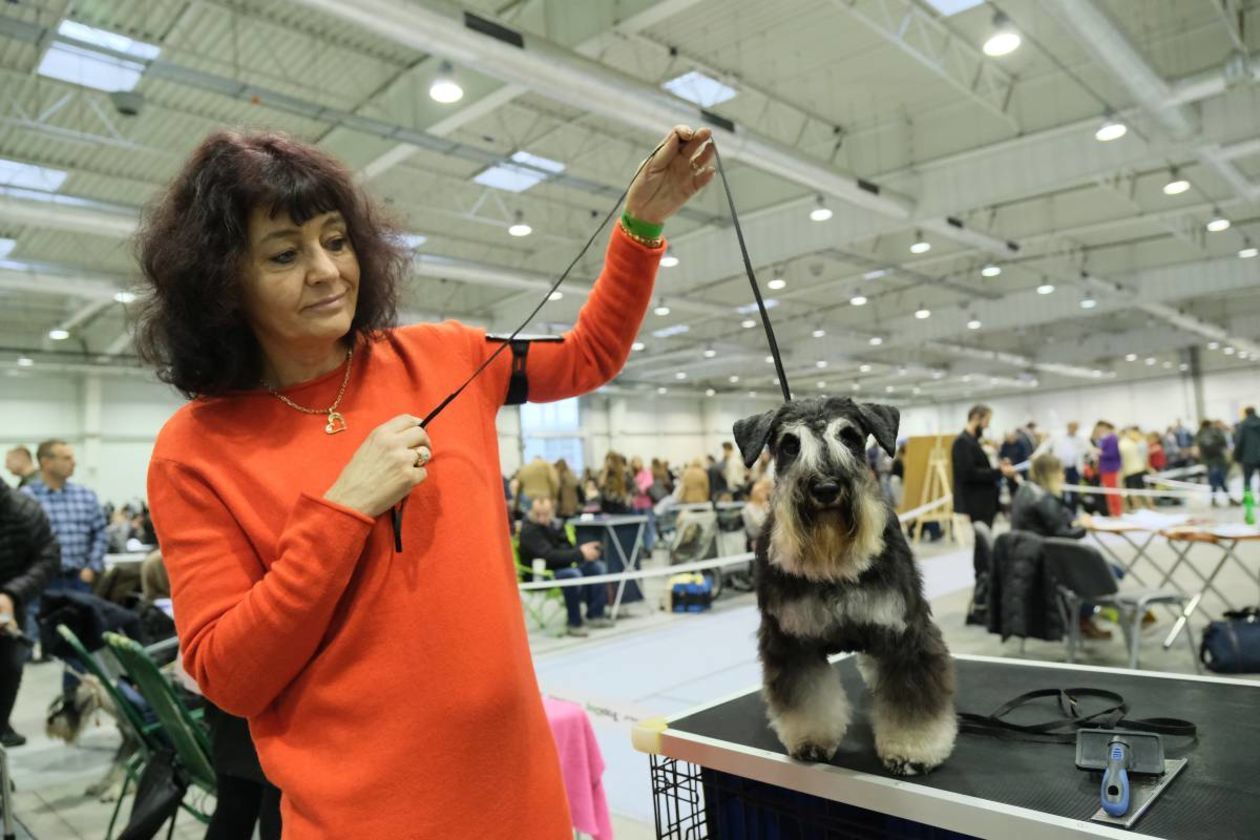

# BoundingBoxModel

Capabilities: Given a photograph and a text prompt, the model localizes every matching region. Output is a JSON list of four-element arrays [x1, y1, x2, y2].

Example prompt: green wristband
[[621, 210, 664, 241]]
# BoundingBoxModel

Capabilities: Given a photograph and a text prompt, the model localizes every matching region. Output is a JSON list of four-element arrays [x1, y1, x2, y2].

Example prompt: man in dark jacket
[[1236, 406, 1260, 496], [952, 404, 1015, 529], [518, 497, 612, 638], [0, 481, 60, 746]]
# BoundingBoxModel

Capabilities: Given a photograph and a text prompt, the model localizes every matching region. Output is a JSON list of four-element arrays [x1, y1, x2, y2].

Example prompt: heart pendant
[[325, 411, 347, 434]]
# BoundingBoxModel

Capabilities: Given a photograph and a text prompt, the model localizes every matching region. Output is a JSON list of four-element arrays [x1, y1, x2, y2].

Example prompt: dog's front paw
[[872, 709, 957, 776], [787, 736, 843, 763]]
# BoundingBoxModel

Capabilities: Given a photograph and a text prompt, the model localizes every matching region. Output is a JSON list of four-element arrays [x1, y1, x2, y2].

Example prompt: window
[[520, 398, 583, 473]]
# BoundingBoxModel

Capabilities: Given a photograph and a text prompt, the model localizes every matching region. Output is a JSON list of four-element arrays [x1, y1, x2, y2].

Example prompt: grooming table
[[570, 514, 649, 617], [633, 654, 1259, 839], [1158, 525, 1260, 649]]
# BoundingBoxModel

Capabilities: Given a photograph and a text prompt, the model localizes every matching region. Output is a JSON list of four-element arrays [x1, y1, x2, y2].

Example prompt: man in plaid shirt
[[22, 440, 107, 655]]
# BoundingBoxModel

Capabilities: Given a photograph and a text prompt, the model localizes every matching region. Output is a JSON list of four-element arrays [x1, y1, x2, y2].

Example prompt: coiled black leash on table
[[393, 136, 793, 551]]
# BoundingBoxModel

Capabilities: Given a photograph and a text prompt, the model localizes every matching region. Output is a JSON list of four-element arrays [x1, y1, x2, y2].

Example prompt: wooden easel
[[912, 444, 956, 543]]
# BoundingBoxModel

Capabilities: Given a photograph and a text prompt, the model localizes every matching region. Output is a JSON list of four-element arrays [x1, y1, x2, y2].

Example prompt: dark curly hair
[[134, 130, 407, 398]]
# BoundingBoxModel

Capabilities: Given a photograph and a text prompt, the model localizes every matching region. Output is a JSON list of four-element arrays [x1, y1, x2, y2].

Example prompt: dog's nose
[[810, 480, 840, 503]]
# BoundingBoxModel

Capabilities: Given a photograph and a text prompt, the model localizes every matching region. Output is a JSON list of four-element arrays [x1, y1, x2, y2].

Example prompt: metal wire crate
[[649, 754, 977, 839]]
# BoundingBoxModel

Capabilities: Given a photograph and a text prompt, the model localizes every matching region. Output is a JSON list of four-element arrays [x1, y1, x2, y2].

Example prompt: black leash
[[393, 135, 792, 551], [958, 687, 1197, 744]]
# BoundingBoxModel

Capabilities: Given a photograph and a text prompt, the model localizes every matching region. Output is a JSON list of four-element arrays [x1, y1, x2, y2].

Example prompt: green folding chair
[[102, 632, 216, 836], [512, 537, 568, 634], [56, 625, 166, 840]]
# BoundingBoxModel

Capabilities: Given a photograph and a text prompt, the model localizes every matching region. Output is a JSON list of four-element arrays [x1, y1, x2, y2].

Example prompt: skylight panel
[[0, 158, 68, 192], [37, 21, 160, 93], [0, 239, 14, 260], [473, 151, 566, 193], [922, 0, 984, 16], [735, 299, 778, 315], [398, 233, 427, 250], [652, 324, 691, 338], [57, 20, 161, 60], [662, 70, 737, 107]]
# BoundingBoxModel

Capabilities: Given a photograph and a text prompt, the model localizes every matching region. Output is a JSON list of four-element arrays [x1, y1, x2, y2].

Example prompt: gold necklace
[[266, 347, 354, 434]]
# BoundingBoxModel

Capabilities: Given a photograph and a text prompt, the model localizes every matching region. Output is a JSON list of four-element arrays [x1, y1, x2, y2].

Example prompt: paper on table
[[1208, 523, 1260, 539], [1121, 509, 1191, 529]]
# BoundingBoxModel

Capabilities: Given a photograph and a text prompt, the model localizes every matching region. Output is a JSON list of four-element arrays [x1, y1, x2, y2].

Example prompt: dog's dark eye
[[780, 434, 800, 457], [839, 428, 864, 448]]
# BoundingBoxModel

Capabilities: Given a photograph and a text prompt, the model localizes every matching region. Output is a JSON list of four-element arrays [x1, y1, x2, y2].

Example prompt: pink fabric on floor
[[542, 696, 613, 840]]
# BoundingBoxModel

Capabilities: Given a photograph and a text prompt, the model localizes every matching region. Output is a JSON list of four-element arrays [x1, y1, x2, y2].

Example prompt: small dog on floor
[[734, 396, 957, 776], [46, 675, 141, 801]]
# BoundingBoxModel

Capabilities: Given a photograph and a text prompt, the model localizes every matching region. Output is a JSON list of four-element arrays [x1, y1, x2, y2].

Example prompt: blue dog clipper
[[1101, 740, 1131, 817]]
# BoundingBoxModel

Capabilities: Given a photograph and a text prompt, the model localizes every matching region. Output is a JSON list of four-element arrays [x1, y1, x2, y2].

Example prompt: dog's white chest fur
[[769, 588, 907, 639]]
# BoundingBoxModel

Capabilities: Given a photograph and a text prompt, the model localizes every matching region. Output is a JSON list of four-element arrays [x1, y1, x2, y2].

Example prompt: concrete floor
[[6, 503, 1257, 838]]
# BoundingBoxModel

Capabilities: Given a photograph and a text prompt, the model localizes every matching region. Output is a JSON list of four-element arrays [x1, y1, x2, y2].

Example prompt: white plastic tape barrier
[[518, 494, 952, 591], [1061, 483, 1205, 498]]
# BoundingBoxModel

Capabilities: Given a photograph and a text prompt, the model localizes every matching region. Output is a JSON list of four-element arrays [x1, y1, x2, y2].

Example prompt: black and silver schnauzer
[[734, 396, 957, 776]]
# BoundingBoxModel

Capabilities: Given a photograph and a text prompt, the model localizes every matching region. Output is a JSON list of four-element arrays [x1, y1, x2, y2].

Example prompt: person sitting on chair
[[1012, 453, 1151, 639], [518, 497, 613, 638]]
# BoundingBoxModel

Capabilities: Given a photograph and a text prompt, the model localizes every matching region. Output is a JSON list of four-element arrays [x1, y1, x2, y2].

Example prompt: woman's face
[[241, 208, 360, 353]]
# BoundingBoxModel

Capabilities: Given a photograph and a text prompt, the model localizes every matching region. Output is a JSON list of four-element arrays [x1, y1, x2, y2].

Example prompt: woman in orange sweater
[[136, 126, 714, 837]]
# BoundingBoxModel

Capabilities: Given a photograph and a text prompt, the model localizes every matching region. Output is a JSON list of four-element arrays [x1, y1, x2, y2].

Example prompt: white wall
[[3, 367, 1255, 503], [898, 369, 1258, 440]]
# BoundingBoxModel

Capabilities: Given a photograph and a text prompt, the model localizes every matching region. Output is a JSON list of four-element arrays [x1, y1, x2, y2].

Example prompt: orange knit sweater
[[148, 226, 661, 838]]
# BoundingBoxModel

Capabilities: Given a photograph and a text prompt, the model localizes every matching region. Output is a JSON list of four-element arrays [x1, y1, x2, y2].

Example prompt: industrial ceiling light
[[982, 13, 1021, 57], [966, 316, 982, 330], [859, 363, 872, 373], [809, 195, 833, 222], [1037, 283, 1055, 295], [16, 357, 33, 367], [1095, 113, 1127, 142], [1162, 169, 1190, 195], [113, 290, 137, 304], [507, 210, 532, 237], [741, 318, 757, 328], [705, 388, 716, 397], [631, 341, 645, 351], [1206, 213, 1230, 233], [885, 385, 896, 393], [1144, 357, 1156, 365], [675, 371, 687, 380], [48, 328, 69, 340], [869, 335, 884, 346], [765, 355, 775, 364], [851, 382, 862, 391], [816, 381, 827, 389], [914, 304, 931, 319], [1125, 353, 1138, 361], [429, 62, 464, 103], [816, 360, 828, 368], [909, 232, 931, 254], [767, 276, 786, 290], [1207, 341, 1220, 350], [812, 327, 826, 338], [660, 249, 680, 267], [748, 391, 758, 398], [1223, 346, 1236, 355], [654, 300, 671, 316], [1239, 246, 1258, 259], [703, 346, 717, 358], [981, 263, 1002, 278], [548, 291, 563, 301], [729, 375, 740, 383], [657, 386, 668, 394], [850, 295, 868, 306], [1080, 297, 1097, 309]]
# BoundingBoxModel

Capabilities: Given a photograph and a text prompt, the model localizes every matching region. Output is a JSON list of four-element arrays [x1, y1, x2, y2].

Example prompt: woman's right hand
[[325, 415, 431, 518]]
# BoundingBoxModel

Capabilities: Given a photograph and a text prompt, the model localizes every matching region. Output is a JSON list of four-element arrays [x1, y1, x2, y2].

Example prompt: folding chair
[[1042, 538, 1200, 672], [512, 537, 567, 633], [56, 624, 166, 840], [103, 632, 216, 836]]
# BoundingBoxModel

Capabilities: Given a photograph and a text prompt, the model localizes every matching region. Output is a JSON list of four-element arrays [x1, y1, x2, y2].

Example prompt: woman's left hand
[[625, 125, 717, 225]]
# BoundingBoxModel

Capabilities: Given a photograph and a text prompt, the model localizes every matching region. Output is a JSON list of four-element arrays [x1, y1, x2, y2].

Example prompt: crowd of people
[[952, 404, 1260, 640]]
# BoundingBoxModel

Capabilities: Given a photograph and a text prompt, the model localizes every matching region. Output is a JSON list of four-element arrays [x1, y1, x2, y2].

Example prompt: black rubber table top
[[671, 658, 1258, 839]]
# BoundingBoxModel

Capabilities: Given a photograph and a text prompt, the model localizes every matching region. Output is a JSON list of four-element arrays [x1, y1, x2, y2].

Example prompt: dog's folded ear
[[858, 402, 900, 457], [733, 410, 776, 468]]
